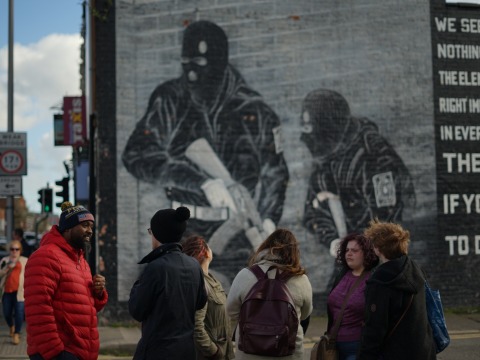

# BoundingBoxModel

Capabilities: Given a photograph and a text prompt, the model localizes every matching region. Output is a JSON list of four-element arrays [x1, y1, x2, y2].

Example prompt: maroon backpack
[[238, 265, 299, 357]]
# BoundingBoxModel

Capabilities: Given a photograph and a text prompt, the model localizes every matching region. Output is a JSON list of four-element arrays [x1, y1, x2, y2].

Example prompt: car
[[24, 231, 38, 247]]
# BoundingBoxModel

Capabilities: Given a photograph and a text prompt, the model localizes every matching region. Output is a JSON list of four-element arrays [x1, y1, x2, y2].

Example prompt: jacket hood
[[367, 255, 425, 294], [40, 225, 83, 261], [138, 242, 182, 264]]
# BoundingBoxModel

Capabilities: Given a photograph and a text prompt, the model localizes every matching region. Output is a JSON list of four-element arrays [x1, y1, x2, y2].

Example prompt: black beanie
[[150, 207, 190, 243], [58, 201, 95, 233]]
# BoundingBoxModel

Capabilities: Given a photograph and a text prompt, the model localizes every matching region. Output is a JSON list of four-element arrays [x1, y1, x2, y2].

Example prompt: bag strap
[[330, 271, 368, 339], [249, 264, 267, 280], [385, 293, 414, 340], [249, 264, 293, 282]]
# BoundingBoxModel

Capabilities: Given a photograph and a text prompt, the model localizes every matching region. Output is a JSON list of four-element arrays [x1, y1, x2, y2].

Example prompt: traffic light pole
[[34, 212, 49, 243], [5, 0, 14, 240]]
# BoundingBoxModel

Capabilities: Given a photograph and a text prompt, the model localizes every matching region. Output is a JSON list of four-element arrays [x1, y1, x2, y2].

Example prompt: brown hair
[[336, 233, 378, 270], [248, 228, 306, 276], [181, 234, 209, 264], [363, 219, 410, 260]]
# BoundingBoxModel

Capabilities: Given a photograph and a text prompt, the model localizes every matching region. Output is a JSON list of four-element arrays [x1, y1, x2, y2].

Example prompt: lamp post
[[6, 0, 14, 240]]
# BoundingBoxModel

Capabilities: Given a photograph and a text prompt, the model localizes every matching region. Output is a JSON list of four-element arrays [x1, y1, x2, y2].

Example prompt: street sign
[[0, 132, 27, 176], [0, 176, 22, 196]]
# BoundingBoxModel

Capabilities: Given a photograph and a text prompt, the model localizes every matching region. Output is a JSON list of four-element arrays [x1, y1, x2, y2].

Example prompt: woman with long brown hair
[[226, 228, 313, 359]]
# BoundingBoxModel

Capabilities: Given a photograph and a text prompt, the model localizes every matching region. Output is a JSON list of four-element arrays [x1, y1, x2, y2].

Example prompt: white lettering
[[442, 153, 480, 173], [445, 235, 470, 256], [435, 17, 457, 32], [439, 97, 468, 113], [461, 18, 480, 33], [440, 125, 453, 140], [438, 71, 480, 86], [470, 98, 480, 113], [446, 236, 456, 255], [453, 126, 480, 140]]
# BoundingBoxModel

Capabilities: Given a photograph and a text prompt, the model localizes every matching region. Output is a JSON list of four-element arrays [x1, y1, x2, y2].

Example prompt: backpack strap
[[249, 264, 292, 282], [249, 264, 268, 280], [248, 264, 291, 282]]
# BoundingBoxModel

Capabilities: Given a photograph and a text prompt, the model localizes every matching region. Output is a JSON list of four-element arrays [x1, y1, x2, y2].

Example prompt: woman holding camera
[[0, 239, 28, 345]]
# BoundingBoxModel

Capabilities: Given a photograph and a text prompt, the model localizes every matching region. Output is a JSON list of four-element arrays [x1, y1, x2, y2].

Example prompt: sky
[[0, 0, 83, 215]]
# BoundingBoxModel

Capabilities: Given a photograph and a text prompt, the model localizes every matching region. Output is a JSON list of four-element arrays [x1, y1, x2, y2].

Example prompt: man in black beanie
[[24, 201, 107, 360], [129, 206, 207, 360]]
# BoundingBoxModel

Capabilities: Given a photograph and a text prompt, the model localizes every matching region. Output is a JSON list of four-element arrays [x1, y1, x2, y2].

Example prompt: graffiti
[[122, 21, 289, 281], [300, 89, 416, 255]]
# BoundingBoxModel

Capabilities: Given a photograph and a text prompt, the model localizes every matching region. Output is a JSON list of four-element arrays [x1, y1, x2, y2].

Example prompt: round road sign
[[0, 149, 24, 174]]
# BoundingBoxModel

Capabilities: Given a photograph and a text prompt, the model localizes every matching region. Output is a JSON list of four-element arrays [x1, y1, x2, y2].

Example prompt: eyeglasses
[[10, 248, 20, 252], [147, 228, 152, 235]]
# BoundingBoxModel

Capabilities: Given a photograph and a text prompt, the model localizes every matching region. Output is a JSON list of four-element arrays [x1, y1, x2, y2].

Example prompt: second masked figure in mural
[[301, 89, 415, 255], [122, 21, 289, 279]]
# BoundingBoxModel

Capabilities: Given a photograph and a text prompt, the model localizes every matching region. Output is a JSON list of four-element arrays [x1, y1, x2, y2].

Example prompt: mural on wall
[[121, 19, 418, 290], [300, 89, 416, 255], [122, 21, 289, 282]]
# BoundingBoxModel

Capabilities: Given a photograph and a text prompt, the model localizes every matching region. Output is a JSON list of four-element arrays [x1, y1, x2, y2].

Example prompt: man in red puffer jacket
[[24, 202, 108, 360]]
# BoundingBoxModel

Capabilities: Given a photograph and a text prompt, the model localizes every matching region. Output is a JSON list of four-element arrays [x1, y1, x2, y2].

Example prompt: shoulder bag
[[425, 281, 450, 353]]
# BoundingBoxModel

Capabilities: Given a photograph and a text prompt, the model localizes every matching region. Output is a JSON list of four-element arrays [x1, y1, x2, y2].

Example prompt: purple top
[[327, 270, 368, 342]]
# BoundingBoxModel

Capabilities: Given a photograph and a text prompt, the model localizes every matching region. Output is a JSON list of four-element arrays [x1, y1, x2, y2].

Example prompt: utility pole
[[6, 0, 14, 240]]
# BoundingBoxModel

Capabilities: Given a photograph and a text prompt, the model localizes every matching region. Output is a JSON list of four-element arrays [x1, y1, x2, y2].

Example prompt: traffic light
[[55, 177, 69, 208], [43, 188, 53, 213], [37, 188, 53, 213], [37, 188, 45, 211]]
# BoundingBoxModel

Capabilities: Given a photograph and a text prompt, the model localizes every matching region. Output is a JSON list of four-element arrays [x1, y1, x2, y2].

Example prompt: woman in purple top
[[327, 233, 378, 360]]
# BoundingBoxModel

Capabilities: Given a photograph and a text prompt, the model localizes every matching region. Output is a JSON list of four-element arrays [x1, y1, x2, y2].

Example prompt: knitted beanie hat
[[150, 206, 190, 243], [58, 201, 95, 232]]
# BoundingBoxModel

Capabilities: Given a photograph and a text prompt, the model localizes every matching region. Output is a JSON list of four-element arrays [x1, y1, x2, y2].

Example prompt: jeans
[[336, 340, 360, 360], [2, 291, 24, 334]]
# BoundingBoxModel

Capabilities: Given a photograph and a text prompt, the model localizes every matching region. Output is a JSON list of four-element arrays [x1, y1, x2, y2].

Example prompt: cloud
[[0, 33, 82, 213], [0, 33, 82, 129]]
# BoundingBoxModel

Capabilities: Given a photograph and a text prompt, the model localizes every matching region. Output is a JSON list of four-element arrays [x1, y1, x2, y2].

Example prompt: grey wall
[[111, 0, 436, 306]]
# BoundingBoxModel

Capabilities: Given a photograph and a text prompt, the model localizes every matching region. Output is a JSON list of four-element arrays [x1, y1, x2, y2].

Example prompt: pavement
[[0, 312, 478, 359]]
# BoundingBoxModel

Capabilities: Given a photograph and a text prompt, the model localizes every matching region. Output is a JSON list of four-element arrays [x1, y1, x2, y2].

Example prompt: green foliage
[[89, 0, 113, 22]]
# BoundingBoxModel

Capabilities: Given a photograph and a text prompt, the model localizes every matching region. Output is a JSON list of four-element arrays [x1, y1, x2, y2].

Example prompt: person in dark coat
[[300, 89, 415, 256], [358, 220, 436, 360], [122, 20, 289, 282], [129, 207, 208, 360]]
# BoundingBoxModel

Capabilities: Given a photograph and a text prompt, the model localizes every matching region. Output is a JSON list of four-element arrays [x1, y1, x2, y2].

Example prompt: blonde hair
[[363, 219, 410, 260]]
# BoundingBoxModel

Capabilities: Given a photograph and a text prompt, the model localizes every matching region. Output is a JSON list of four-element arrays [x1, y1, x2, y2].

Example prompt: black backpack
[[238, 265, 299, 357]]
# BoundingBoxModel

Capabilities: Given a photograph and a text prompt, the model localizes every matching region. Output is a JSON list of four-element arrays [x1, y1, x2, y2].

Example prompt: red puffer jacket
[[24, 226, 108, 360]]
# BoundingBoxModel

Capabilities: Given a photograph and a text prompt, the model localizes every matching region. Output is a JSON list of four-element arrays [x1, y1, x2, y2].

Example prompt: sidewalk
[[0, 312, 478, 359]]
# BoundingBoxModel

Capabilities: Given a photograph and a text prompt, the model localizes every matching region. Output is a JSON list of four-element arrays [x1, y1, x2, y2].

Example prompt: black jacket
[[129, 243, 208, 360], [358, 255, 436, 360]]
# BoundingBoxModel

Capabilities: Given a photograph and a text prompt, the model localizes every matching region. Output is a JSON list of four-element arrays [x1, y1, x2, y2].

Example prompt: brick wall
[[94, 0, 480, 318]]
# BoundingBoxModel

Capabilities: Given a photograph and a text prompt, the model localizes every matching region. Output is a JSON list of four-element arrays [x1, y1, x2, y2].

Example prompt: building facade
[[92, 0, 480, 319]]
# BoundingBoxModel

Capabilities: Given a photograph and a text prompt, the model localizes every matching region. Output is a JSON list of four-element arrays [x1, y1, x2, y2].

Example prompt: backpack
[[238, 265, 299, 357]]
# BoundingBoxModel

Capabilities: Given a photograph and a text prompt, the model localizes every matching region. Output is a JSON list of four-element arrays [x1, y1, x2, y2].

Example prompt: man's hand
[[93, 274, 106, 297]]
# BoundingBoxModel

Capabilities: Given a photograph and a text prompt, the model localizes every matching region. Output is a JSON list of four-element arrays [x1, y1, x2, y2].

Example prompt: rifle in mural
[[185, 138, 267, 255], [314, 191, 348, 256]]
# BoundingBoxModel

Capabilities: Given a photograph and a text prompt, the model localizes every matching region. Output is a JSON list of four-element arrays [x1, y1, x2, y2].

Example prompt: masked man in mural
[[301, 89, 415, 255], [122, 20, 289, 280]]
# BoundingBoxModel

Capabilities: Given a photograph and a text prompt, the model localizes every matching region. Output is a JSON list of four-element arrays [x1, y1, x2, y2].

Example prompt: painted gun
[[185, 138, 266, 255]]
